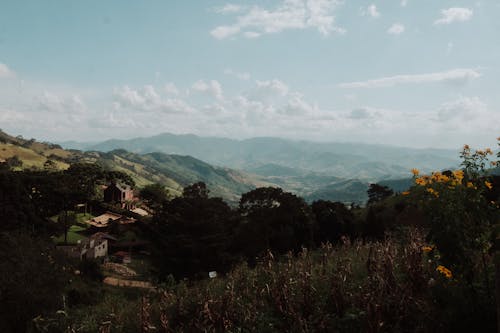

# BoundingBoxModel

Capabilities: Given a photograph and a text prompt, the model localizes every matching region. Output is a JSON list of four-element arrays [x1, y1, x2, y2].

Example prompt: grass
[[52, 212, 94, 245], [53, 225, 88, 244], [0, 143, 70, 170]]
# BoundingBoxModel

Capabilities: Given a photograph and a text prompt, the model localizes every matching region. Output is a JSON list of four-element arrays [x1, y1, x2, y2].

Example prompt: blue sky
[[0, 0, 498, 148]]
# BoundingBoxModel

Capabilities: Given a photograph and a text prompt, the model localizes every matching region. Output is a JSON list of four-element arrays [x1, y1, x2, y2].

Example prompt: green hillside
[[0, 130, 259, 202]]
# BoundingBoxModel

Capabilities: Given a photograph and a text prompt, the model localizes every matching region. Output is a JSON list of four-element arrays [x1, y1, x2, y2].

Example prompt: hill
[[63, 132, 460, 181], [0, 130, 262, 202]]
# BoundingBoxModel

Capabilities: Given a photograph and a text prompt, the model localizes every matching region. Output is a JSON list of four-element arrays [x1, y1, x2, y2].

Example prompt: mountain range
[[2, 130, 464, 204], [62, 133, 460, 181]]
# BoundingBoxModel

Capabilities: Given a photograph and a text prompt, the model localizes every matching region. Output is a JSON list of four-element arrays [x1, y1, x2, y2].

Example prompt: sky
[[0, 0, 499, 149]]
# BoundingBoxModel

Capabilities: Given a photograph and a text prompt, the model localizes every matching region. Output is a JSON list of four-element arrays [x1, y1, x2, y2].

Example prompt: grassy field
[[0, 143, 70, 170], [52, 212, 94, 245], [53, 225, 88, 244]]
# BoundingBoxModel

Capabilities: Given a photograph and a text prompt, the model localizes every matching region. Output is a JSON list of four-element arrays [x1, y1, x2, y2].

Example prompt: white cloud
[[434, 8, 473, 25], [191, 80, 224, 100], [210, 0, 345, 39], [214, 4, 244, 14], [361, 4, 380, 18], [249, 79, 290, 101], [211, 25, 241, 39], [348, 108, 373, 119], [387, 23, 405, 35], [400, 0, 408, 7], [0, 63, 15, 78], [38, 92, 86, 114], [224, 68, 251, 80], [436, 96, 486, 122], [338, 68, 481, 88], [280, 92, 317, 115], [113, 85, 194, 113], [164, 83, 179, 95], [243, 31, 261, 39]]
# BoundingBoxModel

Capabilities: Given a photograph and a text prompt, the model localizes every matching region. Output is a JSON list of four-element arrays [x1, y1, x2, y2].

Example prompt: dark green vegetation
[[1, 131, 499, 332]]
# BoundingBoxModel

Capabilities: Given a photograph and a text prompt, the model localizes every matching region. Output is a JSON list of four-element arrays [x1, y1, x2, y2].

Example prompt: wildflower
[[491, 161, 498, 167], [426, 188, 439, 197], [466, 182, 476, 189], [422, 246, 433, 253], [485, 148, 493, 155], [436, 265, 452, 279], [453, 170, 464, 182], [463, 144, 470, 150], [415, 177, 427, 186], [431, 172, 441, 182], [411, 168, 420, 176], [485, 181, 493, 190], [402, 191, 410, 196]]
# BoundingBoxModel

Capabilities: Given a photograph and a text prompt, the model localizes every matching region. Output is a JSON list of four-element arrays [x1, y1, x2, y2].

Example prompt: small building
[[85, 211, 136, 228], [104, 183, 135, 209], [80, 232, 117, 260], [57, 232, 117, 260]]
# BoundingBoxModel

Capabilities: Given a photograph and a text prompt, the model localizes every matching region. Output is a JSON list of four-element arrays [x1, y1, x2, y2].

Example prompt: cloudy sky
[[0, 0, 499, 148]]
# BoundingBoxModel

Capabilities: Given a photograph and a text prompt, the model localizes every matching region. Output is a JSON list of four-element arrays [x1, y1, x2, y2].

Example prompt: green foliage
[[236, 187, 314, 259], [311, 200, 355, 243], [367, 183, 394, 205], [151, 182, 238, 279], [0, 232, 70, 332], [139, 183, 170, 209]]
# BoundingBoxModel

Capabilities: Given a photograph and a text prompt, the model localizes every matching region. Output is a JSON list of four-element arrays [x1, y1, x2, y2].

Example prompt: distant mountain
[[378, 178, 414, 193], [63, 133, 460, 181], [0, 131, 263, 202], [305, 179, 369, 204]]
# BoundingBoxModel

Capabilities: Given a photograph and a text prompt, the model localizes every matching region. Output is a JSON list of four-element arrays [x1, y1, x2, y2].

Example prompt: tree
[[367, 183, 393, 205], [140, 183, 170, 209], [235, 187, 314, 260], [311, 200, 355, 244], [182, 181, 209, 200], [0, 232, 70, 332], [151, 182, 237, 279], [5, 155, 22, 169]]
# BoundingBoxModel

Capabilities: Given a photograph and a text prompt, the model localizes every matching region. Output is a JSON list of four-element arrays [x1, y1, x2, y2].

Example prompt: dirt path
[[103, 276, 154, 289]]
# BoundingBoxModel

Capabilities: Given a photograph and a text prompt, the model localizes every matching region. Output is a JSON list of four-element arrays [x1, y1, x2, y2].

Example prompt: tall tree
[[235, 187, 314, 260], [151, 182, 237, 279]]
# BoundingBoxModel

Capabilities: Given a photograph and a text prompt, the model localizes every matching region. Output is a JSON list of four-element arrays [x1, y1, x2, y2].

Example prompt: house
[[80, 232, 117, 260], [104, 183, 135, 209], [57, 232, 117, 260]]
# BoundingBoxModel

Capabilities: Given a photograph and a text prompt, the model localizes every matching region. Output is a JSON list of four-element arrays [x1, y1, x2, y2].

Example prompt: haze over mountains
[[62, 132, 460, 181], [58, 132, 462, 204]]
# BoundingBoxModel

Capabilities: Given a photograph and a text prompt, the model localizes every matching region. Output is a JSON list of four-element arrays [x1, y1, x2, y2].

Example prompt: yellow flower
[[415, 177, 427, 186], [426, 187, 439, 197], [411, 168, 420, 176], [436, 265, 452, 279], [402, 191, 410, 196], [431, 172, 441, 182], [463, 144, 470, 150], [453, 170, 464, 182], [485, 181, 493, 190], [422, 246, 433, 253], [485, 148, 493, 155], [466, 182, 476, 189]]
